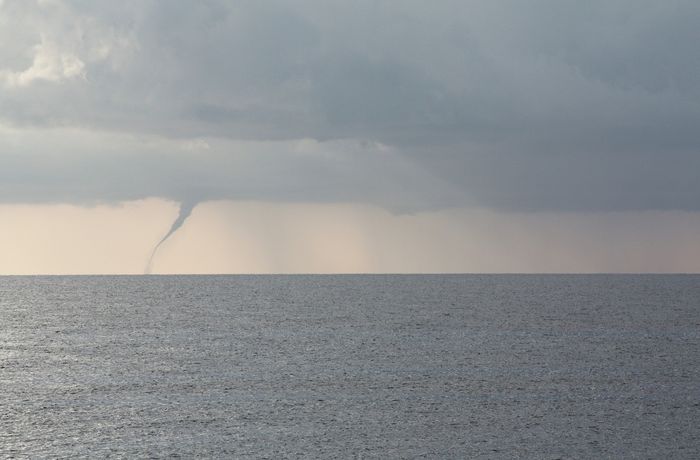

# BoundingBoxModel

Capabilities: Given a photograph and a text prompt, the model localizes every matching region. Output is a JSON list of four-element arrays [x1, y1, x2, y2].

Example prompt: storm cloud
[[1, 0, 699, 212]]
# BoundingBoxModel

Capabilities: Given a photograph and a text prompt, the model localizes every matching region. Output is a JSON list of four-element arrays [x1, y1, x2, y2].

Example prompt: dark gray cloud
[[0, 0, 699, 211], [0, 129, 462, 211]]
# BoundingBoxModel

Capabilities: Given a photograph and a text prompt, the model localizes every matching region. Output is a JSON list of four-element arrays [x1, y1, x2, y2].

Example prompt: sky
[[1, 0, 699, 274]]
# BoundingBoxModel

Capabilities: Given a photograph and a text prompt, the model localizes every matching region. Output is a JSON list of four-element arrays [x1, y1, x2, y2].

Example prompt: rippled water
[[1, 275, 699, 458]]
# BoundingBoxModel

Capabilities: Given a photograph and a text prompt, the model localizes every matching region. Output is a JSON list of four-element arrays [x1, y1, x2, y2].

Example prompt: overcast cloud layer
[[1, 0, 699, 211]]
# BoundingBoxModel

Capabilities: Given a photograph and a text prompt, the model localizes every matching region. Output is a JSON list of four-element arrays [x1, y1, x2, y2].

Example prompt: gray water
[[1, 275, 699, 458]]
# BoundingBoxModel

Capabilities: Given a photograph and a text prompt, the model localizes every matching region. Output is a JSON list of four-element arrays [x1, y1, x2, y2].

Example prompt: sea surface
[[0, 275, 699, 458]]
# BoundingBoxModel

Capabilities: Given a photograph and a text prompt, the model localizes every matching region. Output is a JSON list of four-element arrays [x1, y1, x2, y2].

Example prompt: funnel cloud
[[145, 201, 197, 274]]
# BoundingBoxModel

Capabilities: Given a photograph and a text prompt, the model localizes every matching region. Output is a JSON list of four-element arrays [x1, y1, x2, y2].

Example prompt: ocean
[[1, 275, 698, 458]]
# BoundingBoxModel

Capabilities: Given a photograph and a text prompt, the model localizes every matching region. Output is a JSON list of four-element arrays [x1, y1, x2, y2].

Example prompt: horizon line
[[1, 272, 699, 277]]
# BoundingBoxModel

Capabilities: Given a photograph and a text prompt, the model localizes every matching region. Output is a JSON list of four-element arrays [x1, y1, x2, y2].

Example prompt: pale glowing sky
[[1, 1, 699, 273], [2, 199, 700, 274]]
